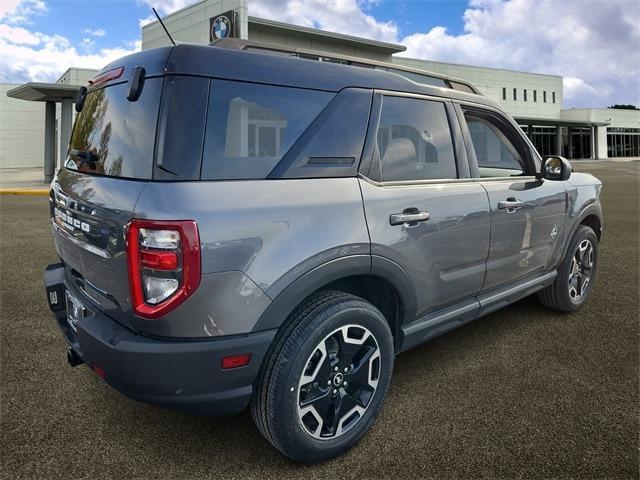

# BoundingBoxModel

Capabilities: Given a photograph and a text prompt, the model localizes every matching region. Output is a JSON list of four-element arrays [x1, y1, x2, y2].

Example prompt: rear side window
[[155, 76, 209, 180], [66, 78, 163, 180], [377, 96, 456, 182], [201, 80, 332, 180]]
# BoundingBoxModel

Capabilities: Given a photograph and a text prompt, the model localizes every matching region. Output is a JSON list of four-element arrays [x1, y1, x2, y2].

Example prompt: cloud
[[0, 36, 141, 84], [83, 28, 106, 37], [250, 0, 398, 43], [137, 0, 200, 28], [0, 1, 139, 84], [250, 0, 640, 108], [0, 24, 140, 84], [137, 0, 198, 16], [80, 37, 95, 50], [394, 0, 640, 107], [0, 0, 46, 24], [0, 23, 42, 45]]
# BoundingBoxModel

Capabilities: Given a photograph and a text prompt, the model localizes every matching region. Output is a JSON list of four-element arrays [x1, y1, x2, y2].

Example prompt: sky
[[0, 0, 638, 108]]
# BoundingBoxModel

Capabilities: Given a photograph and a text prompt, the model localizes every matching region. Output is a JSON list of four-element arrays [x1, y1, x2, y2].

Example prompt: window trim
[[359, 90, 466, 185], [457, 103, 539, 179]]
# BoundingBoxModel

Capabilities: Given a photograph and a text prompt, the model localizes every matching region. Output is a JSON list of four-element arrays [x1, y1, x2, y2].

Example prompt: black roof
[[99, 43, 500, 109]]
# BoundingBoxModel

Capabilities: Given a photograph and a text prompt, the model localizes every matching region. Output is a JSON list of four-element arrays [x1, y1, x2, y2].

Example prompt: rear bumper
[[45, 263, 276, 416]]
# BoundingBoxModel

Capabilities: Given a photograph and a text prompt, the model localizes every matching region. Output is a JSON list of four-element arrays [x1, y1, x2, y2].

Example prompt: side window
[[201, 80, 332, 180], [155, 76, 209, 180], [377, 96, 457, 182], [465, 114, 526, 177]]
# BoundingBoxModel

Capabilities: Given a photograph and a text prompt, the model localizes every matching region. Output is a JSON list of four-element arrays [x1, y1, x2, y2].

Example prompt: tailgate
[[51, 168, 147, 330]]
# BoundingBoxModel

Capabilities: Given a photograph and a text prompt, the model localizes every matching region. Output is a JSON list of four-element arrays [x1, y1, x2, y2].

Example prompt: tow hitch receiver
[[67, 347, 84, 367]]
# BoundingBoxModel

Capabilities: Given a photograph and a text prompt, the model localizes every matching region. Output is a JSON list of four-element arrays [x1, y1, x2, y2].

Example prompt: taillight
[[126, 219, 201, 319]]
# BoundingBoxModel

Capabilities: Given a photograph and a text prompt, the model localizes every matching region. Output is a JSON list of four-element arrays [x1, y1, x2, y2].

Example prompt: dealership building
[[3, 0, 639, 179]]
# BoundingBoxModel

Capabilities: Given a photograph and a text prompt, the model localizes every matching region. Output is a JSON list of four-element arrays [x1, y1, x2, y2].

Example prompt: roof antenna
[[152, 7, 176, 46]]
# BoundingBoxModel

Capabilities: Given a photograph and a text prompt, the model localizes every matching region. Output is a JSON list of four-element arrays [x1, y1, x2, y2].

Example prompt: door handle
[[389, 209, 430, 226], [498, 197, 524, 212]]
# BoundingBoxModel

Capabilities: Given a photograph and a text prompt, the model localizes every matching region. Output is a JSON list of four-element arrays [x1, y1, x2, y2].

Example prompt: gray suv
[[45, 40, 603, 463]]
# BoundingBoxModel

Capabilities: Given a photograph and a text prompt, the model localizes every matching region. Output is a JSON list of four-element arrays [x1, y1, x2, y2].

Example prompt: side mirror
[[541, 156, 572, 181]]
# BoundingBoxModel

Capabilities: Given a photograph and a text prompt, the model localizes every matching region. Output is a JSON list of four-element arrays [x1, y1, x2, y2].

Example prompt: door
[[360, 94, 491, 319], [462, 107, 566, 292]]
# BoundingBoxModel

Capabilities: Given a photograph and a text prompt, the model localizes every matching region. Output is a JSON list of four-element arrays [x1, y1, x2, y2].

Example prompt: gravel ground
[[1, 161, 638, 479]]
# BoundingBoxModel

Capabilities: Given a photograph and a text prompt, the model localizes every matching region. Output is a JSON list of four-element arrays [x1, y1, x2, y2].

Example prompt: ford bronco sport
[[45, 40, 603, 463]]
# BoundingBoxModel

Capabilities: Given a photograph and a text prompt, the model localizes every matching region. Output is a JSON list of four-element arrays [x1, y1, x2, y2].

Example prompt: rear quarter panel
[[133, 178, 370, 337]]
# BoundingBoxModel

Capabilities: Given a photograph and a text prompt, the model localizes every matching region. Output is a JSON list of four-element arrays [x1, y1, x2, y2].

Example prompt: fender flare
[[251, 254, 417, 334], [560, 202, 603, 259]]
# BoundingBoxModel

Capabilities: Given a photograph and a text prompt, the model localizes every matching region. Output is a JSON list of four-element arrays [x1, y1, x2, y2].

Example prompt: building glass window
[[513, 88, 517, 101], [552, 92, 556, 103], [533, 90, 537, 102], [377, 96, 457, 182], [522, 125, 557, 157], [502, 87, 506, 100], [543, 91, 547, 103], [524, 89, 527, 102], [606, 127, 640, 158], [568, 127, 591, 159]]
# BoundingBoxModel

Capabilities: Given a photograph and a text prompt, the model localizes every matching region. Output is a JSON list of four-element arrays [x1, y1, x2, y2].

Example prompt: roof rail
[[210, 38, 481, 95]]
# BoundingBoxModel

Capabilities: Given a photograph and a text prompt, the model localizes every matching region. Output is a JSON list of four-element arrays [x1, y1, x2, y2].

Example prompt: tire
[[251, 290, 394, 463], [538, 225, 599, 312]]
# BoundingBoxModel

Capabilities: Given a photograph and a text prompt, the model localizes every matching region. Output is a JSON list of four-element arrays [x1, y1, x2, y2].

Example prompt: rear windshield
[[66, 78, 163, 180]]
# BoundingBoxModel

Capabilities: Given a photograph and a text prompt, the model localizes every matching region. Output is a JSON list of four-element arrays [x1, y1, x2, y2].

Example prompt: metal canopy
[[6, 82, 78, 182], [248, 16, 406, 55], [6, 82, 79, 102]]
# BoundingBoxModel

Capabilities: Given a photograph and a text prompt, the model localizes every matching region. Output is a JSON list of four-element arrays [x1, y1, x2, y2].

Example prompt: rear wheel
[[251, 291, 394, 463], [538, 225, 599, 311]]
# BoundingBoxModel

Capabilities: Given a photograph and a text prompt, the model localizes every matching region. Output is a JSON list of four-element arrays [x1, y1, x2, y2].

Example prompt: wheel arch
[[561, 203, 603, 260], [579, 214, 602, 241], [252, 255, 417, 352]]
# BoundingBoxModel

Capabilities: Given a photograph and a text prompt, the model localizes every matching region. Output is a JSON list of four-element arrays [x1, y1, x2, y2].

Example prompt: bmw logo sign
[[212, 15, 231, 40]]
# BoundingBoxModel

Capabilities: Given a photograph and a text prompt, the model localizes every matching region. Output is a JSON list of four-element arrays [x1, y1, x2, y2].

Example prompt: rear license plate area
[[66, 291, 85, 333]]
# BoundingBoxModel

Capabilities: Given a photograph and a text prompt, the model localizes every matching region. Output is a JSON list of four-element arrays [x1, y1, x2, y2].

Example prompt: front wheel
[[538, 225, 599, 311], [251, 291, 394, 463]]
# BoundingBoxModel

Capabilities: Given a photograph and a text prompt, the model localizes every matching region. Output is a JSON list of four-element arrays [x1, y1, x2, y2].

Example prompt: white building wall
[[142, 0, 248, 50], [0, 84, 45, 168], [393, 57, 563, 120], [56, 68, 98, 86]]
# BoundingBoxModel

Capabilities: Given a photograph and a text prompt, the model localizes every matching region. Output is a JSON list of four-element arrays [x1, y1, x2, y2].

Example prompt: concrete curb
[[0, 189, 49, 196]]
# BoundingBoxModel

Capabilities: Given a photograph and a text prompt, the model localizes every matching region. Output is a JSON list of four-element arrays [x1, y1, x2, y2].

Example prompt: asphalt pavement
[[1, 161, 638, 479]]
